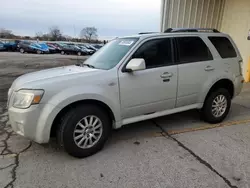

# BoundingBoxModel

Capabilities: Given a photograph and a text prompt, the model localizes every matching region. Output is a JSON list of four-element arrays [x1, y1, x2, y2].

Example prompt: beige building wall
[[160, 0, 225, 32], [221, 0, 250, 77], [160, 0, 250, 78]]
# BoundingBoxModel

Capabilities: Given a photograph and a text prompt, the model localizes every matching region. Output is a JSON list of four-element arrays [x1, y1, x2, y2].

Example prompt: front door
[[118, 38, 178, 119]]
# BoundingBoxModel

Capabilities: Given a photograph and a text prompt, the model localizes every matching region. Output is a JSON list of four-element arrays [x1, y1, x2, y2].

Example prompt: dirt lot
[[1, 52, 250, 188]]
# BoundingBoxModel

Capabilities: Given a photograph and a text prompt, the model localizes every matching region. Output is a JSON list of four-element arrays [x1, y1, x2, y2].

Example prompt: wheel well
[[50, 99, 115, 137], [205, 79, 234, 101]]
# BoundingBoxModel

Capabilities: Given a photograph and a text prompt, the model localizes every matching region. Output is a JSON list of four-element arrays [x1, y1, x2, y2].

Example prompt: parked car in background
[[0, 41, 6, 51], [48, 45, 57, 53], [80, 44, 97, 53], [19, 41, 49, 54], [60, 45, 88, 56], [2, 40, 20, 51], [93, 44, 103, 50], [47, 43, 61, 53], [77, 44, 94, 55], [38, 43, 50, 53], [85, 44, 98, 52]]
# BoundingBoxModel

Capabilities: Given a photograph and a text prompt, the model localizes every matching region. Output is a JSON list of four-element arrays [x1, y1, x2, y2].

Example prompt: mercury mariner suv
[[8, 28, 244, 158]]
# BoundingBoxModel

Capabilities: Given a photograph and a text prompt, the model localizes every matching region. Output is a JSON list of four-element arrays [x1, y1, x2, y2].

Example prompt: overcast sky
[[0, 0, 160, 40]]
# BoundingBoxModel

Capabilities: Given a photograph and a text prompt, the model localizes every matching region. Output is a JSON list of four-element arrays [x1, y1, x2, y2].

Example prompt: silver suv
[[8, 28, 244, 158]]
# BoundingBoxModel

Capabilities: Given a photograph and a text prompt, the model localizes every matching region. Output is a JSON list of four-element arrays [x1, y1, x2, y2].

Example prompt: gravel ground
[[1, 52, 250, 188]]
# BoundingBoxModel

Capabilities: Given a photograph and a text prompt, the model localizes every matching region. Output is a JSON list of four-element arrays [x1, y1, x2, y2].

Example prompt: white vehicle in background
[[8, 28, 244, 158]]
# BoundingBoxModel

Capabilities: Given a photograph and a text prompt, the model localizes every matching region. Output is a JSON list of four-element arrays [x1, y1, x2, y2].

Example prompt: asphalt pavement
[[1, 52, 250, 188]]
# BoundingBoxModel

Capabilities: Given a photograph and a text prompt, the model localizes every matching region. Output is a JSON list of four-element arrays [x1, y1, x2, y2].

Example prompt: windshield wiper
[[82, 63, 95, 68]]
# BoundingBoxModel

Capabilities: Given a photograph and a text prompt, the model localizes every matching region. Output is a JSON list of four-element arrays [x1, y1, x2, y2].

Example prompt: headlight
[[13, 89, 44, 109]]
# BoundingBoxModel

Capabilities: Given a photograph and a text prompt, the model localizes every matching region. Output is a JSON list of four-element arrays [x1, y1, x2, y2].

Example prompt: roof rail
[[164, 28, 220, 33], [138, 32, 159, 35]]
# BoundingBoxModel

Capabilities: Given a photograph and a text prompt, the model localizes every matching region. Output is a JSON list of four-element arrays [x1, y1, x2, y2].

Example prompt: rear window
[[208, 37, 237, 58], [176, 37, 213, 64]]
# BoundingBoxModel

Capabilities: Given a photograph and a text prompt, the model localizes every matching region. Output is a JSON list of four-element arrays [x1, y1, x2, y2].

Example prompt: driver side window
[[132, 38, 173, 69]]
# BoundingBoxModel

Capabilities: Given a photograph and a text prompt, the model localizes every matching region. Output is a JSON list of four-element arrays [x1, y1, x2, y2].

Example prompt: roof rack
[[138, 32, 159, 35], [164, 28, 220, 33]]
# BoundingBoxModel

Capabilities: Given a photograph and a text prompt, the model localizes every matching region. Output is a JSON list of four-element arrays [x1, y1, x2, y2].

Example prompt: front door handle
[[204, 66, 214, 71], [160, 72, 173, 78]]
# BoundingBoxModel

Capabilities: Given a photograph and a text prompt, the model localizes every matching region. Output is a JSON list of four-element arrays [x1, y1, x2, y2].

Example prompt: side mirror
[[125, 58, 146, 72]]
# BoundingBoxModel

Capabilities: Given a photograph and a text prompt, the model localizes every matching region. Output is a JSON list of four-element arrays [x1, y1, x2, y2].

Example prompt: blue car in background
[[2, 40, 20, 51], [38, 43, 49, 52], [19, 41, 49, 54], [0, 42, 6, 51]]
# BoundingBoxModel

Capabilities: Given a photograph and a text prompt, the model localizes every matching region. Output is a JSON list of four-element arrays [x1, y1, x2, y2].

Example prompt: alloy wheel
[[73, 115, 103, 149], [211, 95, 227, 117]]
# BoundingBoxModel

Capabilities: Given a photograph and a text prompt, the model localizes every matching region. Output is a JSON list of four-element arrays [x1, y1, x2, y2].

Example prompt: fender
[[198, 72, 235, 104], [36, 85, 121, 143]]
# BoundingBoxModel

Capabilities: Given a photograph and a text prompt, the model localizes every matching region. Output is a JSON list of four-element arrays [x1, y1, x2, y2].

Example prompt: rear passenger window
[[176, 37, 213, 63], [208, 37, 237, 58]]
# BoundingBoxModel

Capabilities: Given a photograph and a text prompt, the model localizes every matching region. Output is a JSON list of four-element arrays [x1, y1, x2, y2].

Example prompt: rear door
[[175, 36, 214, 107]]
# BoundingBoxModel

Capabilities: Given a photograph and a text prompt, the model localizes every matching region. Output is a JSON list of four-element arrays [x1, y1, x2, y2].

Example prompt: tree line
[[0, 26, 105, 44]]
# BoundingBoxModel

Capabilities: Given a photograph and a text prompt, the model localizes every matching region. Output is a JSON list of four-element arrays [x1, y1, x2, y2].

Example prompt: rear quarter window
[[208, 37, 237, 58]]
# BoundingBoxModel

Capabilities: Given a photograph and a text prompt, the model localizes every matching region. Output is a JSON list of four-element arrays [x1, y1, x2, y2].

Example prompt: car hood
[[11, 65, 101, 90]]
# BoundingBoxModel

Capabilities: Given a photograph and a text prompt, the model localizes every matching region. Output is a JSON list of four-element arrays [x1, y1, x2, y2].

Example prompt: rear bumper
[[234, 75, 244, 97]]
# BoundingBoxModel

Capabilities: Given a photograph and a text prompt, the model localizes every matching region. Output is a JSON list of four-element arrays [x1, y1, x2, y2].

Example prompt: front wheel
[[201, 88, 231, 124], [57, 104, 112, 158], [77, 51, 81, 56], [61, 51, 65, 55]]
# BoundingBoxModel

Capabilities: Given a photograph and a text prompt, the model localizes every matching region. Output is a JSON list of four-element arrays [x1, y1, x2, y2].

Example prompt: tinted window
[[176, 37, 213, 63], [132, 38, 173, 68], [22, 41, 30, 45], [208, 37, 237, 58]]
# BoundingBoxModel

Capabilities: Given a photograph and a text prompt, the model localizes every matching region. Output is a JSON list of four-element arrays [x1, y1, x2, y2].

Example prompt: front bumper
[[8, 103, 58, 144]]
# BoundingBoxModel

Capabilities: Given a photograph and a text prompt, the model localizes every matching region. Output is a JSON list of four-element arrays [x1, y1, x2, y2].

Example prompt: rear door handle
[[204, 66, 214, 71], [160, 72, 173, 78]]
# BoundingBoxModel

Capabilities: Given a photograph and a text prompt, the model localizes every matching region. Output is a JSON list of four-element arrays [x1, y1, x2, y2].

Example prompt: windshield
[[83, 38, 138, 70], [74, 46, 81, 50]]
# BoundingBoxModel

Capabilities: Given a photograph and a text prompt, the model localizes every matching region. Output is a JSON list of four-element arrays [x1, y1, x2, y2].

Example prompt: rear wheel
[[57, 104, 112, 158], [201, 88, 231, 124], [20, 48, 24, 53], [61, 51, 65, 55], [77, 51, 81, 56], [37, 50, 42, 54]]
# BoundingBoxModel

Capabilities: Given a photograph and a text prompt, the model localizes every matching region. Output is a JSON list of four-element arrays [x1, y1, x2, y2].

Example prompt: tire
[[201, 88, 231, 124], [77, 52, 81, 56], [57, 104, 112, 158], [37, 50, 42, 54], [61, 51, 65, 55], [20, 48, 25, 53]]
